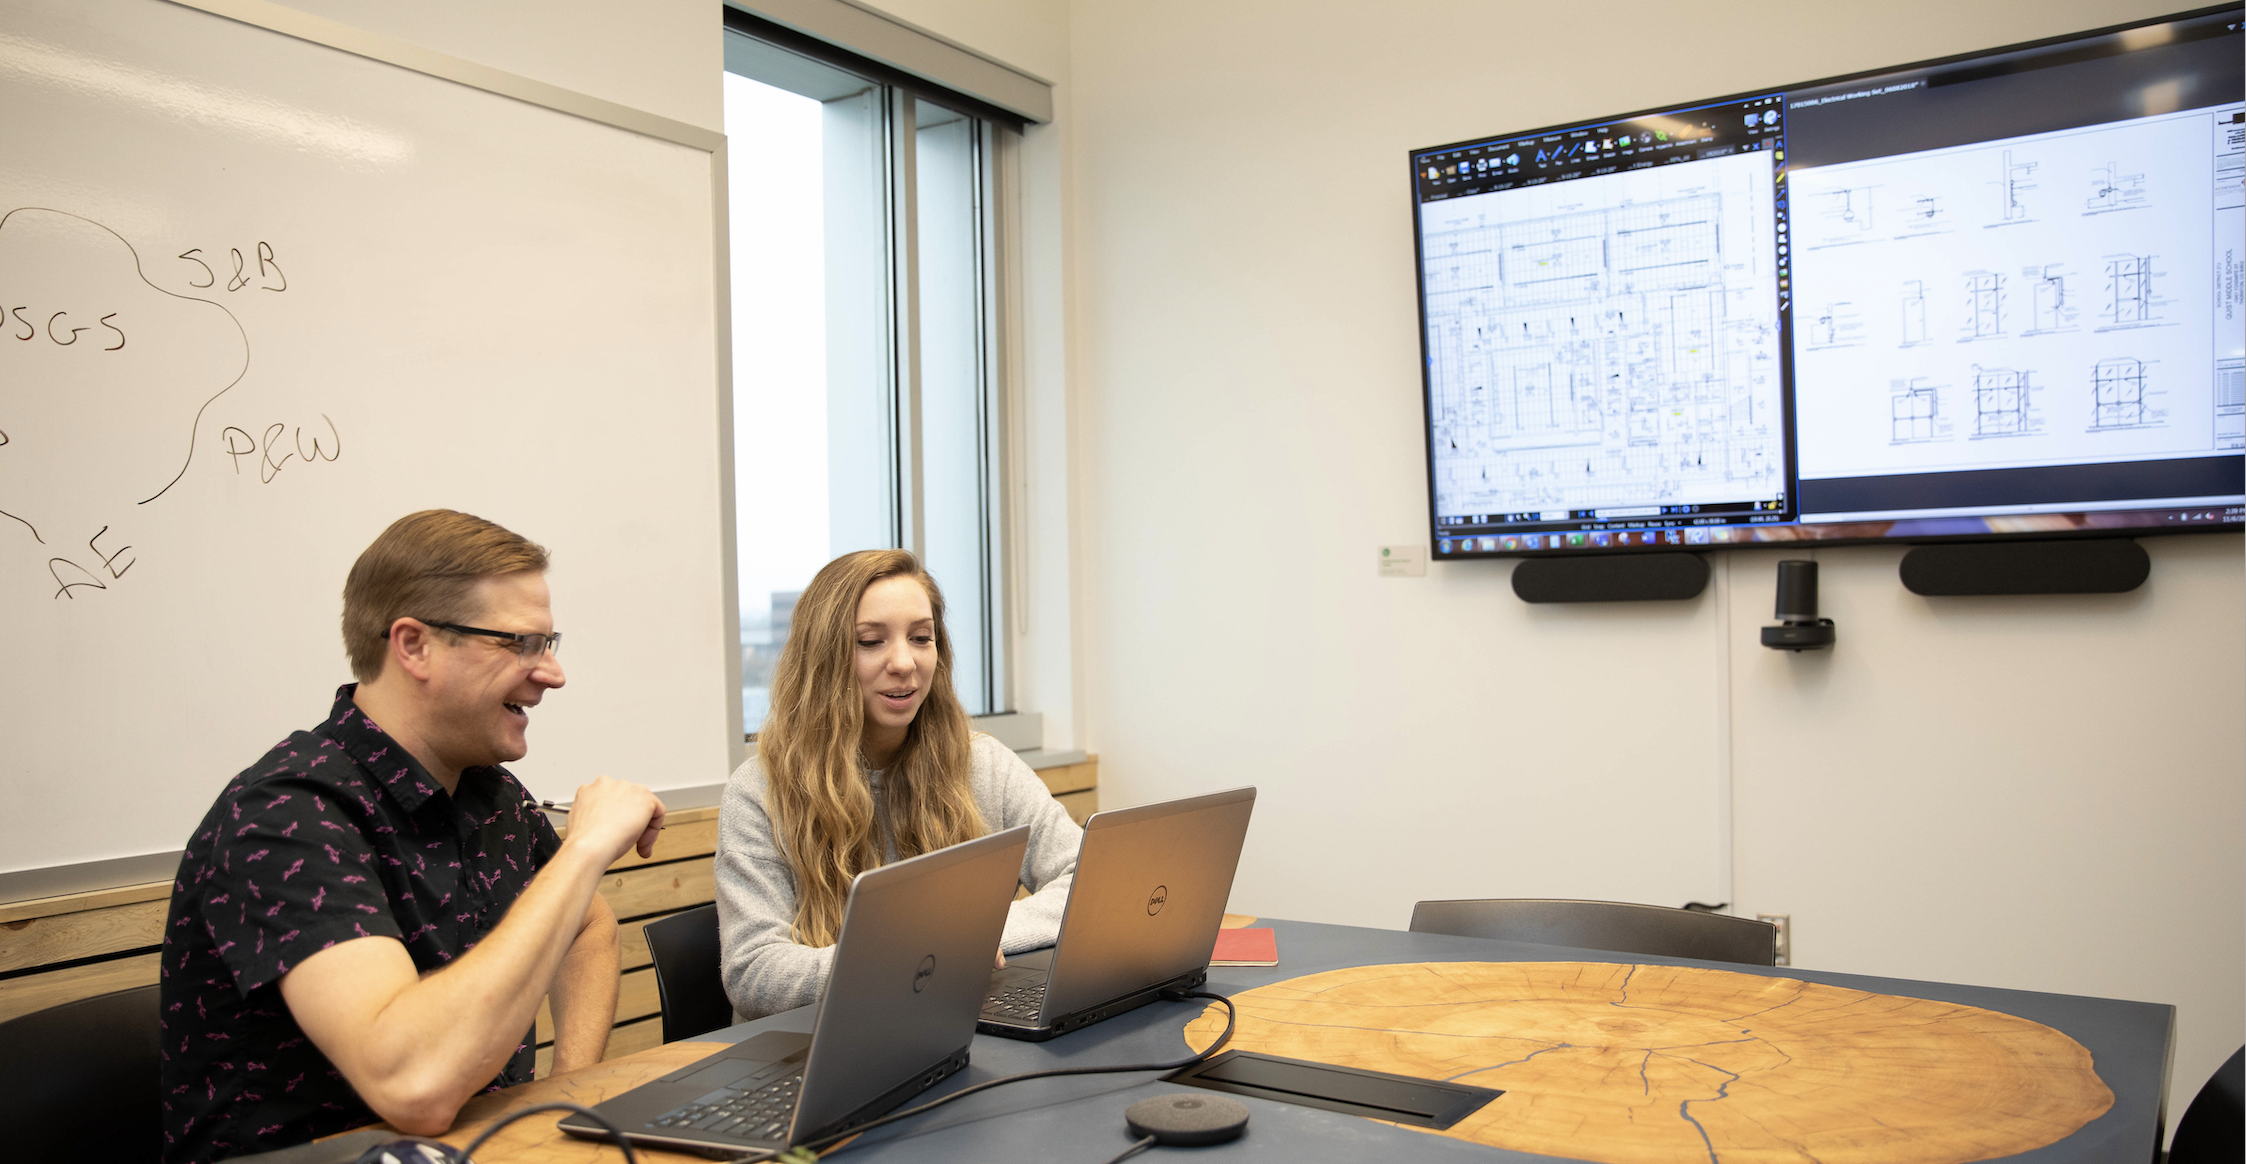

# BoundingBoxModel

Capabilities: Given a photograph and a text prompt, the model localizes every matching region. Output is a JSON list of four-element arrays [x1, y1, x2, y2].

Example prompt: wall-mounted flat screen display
[[1413, 6, 2244, 557]]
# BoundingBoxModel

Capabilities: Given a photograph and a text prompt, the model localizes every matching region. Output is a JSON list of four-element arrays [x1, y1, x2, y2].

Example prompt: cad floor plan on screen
[[1790, 103, 2246, 484], [1420, 149, 1784, 518]]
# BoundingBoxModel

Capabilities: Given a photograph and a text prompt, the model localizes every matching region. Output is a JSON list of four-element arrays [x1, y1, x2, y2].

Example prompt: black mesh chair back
[[2168, 1044, 2244, 1164], [643, 904, 734, 1043], [1409, 898, 1779, 966], [0, 984, 163, 1163]]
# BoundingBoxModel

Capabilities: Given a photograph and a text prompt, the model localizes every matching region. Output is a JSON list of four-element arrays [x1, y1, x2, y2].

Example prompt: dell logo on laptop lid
[[1148, 885, 1168, 915], [913, 954, 936, 992]]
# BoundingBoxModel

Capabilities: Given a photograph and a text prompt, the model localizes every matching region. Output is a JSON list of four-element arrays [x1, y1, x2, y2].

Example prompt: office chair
[[2166, 1044, 2243, 1164], [1408, 898, 1780, 966], [642, 904, 736, 1043], [0, 983, 163, 1163]]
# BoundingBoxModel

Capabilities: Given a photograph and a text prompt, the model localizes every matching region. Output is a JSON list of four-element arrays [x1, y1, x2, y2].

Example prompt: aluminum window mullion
[[992, 124, 1026, 713], [891, 88, 924, 558], [973, 120, 1006, 714]]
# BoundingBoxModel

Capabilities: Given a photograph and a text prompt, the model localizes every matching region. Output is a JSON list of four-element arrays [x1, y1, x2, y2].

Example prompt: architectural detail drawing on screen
[[1900, 193, 1950, 235], [1970, 365, 2040, 438], [1890, 377, 1949, 443], [1806, 300, 1866, 350], [2085, 162, 2149, 214], [2090, 357, 2164, 430], [2099, 253, 2166, 329], [1804, 185, 1952, 250], [1899, 280, 1931, 347], [2025, 263, 2077, 334], [1994, 150, 2038, 223], [1962, 271, 2005, 340], [1818, 186, 1875, 238]]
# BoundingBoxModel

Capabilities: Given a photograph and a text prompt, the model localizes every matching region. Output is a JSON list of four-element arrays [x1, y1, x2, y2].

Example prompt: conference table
[[429, 918, 2175, 1164]]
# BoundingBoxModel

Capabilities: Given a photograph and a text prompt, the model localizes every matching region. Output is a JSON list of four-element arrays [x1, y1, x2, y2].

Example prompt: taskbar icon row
[[1440, 527, 1742, 554]]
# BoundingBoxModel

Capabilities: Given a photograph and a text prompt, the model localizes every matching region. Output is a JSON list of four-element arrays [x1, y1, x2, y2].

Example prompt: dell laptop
[[559, 824, 1029, 1155], [979, 786, 1256, 1041]]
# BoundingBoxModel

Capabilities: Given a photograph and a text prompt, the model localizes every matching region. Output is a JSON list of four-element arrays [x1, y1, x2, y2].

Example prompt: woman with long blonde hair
[[714, 549, 1082, 1018]]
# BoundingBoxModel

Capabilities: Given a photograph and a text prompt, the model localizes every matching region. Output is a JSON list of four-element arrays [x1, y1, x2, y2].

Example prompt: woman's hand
[[994, 948, 1006, 970]]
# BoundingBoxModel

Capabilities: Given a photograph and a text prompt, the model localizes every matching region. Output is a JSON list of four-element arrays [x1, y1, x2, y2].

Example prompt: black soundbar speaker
[[1512, 553, 1709, 603], [1898, 538, 2149, 596]]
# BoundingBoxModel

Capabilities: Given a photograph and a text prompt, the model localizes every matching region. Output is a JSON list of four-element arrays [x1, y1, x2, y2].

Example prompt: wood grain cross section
[[1181, 960, 2113, 1164]]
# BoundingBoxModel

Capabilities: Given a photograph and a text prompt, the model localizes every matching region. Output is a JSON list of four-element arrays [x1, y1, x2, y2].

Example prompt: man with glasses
[[159, 510, 668, 1163]]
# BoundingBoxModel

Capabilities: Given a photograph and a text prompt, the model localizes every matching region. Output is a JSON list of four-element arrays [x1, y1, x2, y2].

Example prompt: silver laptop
[[979, 787, 1256, 1041], [560, 825, 1029, 1154]]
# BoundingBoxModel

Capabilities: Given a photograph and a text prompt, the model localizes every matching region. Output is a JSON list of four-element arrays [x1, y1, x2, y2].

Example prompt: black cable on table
[[1098, 1133, 1158, 1164], [458, 1101, 641, 1164], [786, 989, 1238, 1158]]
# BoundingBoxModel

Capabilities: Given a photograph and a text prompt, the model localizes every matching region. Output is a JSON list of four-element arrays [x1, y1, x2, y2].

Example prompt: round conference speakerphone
[[1125, 1092, 1250, 1146]]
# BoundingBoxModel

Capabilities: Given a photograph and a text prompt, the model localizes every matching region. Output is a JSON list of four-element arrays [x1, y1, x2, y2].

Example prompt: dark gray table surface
[[699, 919, 2175, 1164]]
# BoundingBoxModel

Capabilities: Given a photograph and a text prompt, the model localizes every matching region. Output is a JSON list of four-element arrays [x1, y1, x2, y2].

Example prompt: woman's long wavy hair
[[757, 549, 985, 947]]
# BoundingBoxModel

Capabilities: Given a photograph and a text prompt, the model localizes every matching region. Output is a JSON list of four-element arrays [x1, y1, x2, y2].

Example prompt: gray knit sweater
[[714, 732, 1083, 1020]]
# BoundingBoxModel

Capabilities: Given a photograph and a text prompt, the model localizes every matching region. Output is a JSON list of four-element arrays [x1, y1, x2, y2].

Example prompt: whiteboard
[[0, 0, 736, 876]]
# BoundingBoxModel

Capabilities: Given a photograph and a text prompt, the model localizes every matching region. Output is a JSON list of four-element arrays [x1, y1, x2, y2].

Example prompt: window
[[724, 16, 1013, 733]]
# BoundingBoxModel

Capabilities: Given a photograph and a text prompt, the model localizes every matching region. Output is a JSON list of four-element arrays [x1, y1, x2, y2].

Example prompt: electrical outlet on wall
[[1757, 913, 1792, 966]]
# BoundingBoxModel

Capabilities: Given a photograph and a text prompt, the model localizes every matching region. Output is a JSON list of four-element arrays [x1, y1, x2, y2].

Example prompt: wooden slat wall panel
[[0, 951, 161, 1023], [610, 1013, 668, 1057], [617, 965, 662, 1024], [598, 860, 718, 921], [0, 897, 168, 973], [619, 910, 685, 973], [1038, 761, 1098, 797], [578, 811, 719, 872], [0, 880, 170, 925]]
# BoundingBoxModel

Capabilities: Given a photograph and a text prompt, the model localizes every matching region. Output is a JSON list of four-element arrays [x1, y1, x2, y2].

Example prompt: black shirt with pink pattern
[[159, 684, 561, 1163]]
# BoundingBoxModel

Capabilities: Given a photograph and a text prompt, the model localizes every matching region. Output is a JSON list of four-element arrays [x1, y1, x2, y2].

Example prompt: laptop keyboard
[[985, 979, 1047, 1021], [649, 1071, 802, 1142]]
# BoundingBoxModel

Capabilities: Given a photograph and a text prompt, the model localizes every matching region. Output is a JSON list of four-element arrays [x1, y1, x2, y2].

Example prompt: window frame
[[719, 8, 1028, 754]]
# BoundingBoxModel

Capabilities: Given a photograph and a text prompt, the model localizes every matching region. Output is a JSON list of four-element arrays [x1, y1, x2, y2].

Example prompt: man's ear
[[385, 618, 440, 683]]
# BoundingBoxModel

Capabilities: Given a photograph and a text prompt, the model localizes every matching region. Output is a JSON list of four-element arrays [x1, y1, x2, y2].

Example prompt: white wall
[[1036, 0, 2245, 1132], [1727, 534, 2244, 1129]]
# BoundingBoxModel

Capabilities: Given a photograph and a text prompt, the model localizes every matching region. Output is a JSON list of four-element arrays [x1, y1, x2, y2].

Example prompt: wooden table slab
[[1181, 960, 2115, 1164]]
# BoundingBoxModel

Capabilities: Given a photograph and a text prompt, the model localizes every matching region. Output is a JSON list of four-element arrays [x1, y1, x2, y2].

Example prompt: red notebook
[[1211, 926, 1278, 967]]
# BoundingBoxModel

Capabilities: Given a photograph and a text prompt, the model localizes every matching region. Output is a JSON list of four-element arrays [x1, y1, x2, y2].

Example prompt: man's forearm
[[282, 838, 615, 1133], [547, 895, 620, 1074], [386, 841, 610, 1085]]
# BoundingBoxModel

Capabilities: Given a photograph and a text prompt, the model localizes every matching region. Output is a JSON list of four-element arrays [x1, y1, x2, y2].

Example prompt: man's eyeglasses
[[402, 619, 563, 664]]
